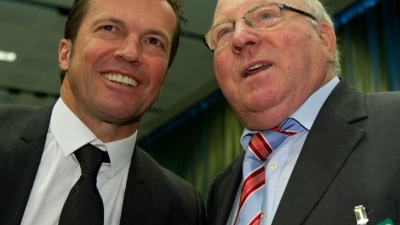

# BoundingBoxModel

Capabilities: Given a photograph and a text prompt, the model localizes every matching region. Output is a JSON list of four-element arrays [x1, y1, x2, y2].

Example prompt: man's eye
[[149, 37, 161, 46], [260, 12, 273, 20], [221, 27, 234, 36], [102, 25, 115, 31], [255, 9, 279, 21], [144, 37, 167, 54], [217, 27, 234, 39]]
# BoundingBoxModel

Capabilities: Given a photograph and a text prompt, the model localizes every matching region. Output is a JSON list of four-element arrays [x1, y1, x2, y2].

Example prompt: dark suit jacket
[[0, 104, 206, 225], [207, 79, 400, 225]]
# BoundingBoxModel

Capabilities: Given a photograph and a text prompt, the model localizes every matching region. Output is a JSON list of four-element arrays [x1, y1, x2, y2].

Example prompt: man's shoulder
[[0, 104, 51, 129], [366, 91, 400, 111], [0, 103, 53, 147], [367, 90, 400, 100], [0, 104, 40, 129], [0, 104, 40, 115]]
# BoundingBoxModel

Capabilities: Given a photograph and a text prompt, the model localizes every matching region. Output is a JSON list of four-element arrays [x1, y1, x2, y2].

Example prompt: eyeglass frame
[[203, 3, 318, 52]]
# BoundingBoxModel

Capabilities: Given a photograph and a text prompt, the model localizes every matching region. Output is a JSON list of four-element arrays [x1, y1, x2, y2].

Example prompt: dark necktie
[[234, 118, 305, 225], [59, 144, 110, 225]]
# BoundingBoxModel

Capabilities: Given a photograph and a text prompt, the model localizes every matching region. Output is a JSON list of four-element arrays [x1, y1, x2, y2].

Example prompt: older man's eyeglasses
[[203, 3, 317, 52]]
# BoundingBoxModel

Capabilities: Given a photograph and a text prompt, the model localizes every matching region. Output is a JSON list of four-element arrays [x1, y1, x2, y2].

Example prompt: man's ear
[[59, 39, 71, 71], [318, 22, 336, 63]]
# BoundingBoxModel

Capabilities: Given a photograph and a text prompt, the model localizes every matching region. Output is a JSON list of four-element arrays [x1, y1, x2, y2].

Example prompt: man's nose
[[114, 35, 143, 65], [230, 20, 259, 53]]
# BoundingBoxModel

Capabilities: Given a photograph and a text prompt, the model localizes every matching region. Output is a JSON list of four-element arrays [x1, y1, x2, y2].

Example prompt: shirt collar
[[99, 133, 136, 177], [290, 76, 339, 130], [50, 98, 136, 177], [240, 76, 340, 149]]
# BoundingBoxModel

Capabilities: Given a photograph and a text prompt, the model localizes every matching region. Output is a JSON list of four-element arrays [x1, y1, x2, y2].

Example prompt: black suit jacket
[[0, 104, 206, 225], [207, 79, 400, 225]]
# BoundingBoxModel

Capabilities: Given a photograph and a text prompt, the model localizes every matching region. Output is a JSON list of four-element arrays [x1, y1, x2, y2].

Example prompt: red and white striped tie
[[234, 118, 305, 225]]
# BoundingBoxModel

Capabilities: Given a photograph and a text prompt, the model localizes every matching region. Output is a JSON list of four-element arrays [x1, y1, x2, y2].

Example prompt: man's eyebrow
[[90, 17, 171, 46], [146, 29, 171, 44], [91, 16, 127, 27]]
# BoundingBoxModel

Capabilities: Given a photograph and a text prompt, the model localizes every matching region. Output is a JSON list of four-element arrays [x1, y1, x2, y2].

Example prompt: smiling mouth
[[102, 73, 138, 87], [245, 63, 272, 76]]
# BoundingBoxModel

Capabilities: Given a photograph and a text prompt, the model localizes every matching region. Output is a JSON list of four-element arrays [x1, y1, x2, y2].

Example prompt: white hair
[[303, 0, 341, 76]]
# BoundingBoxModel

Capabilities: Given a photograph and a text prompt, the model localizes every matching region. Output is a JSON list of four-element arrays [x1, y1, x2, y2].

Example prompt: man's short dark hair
[[59, 0, 186, 83]]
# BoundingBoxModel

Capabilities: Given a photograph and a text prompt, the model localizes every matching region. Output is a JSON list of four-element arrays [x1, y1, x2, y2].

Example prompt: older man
[[204, 0, 400, 224], [0, 0, 205, 224]]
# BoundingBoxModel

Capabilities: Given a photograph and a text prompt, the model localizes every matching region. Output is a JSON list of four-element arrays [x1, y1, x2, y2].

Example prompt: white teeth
[[102, 73, 138, 86], [132, 79, 137, 86], [246, 63, 271, 75], [123, 76, 129, 84], [249, 63, 266, 71], [117, 74, 123, 82]]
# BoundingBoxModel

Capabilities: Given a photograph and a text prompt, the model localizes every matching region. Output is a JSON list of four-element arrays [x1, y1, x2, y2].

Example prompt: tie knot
[[74, 144, 110, 176], [272, 118, 306, 135], [247, 119, 305, 161], [247, 132, 272, 161]]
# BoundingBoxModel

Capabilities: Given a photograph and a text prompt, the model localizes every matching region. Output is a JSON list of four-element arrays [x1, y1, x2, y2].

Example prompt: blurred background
[[0, 0, 399, 201]]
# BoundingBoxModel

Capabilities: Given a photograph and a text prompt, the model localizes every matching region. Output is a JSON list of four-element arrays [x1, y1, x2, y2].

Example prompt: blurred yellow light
[[0, 50, 17, 62]]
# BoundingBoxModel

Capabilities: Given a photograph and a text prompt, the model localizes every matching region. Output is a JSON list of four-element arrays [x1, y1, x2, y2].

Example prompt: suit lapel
[[0, 105, 53, 225], [215, 153, 244, 225], [119, 146, 145, 225], [272, 80, 367, 225]]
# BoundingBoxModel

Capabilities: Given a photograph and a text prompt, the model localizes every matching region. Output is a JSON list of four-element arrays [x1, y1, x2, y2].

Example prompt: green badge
[[377, 218, 394, 225]]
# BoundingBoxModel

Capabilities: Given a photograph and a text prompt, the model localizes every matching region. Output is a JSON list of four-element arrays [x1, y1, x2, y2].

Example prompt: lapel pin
[[354, 205, 369, 225]]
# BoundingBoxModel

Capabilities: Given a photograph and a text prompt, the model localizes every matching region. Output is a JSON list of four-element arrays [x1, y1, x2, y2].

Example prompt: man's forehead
[[213, 0, 264, 23], [214, 0, 271, 18], [213, 0, 302, 23]]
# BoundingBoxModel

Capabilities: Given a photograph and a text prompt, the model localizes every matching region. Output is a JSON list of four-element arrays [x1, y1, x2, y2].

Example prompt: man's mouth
[[102, 73, 138, 87], [245, 63, 272, 76]]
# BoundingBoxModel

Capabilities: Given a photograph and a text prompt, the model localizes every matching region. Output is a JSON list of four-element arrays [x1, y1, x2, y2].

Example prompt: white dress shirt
[[21, 98, 135, 225], [227, 77, 340, 225]]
